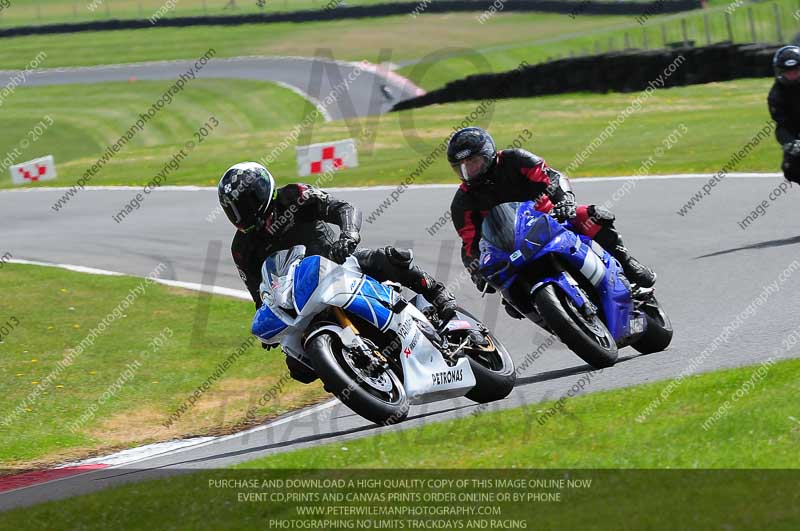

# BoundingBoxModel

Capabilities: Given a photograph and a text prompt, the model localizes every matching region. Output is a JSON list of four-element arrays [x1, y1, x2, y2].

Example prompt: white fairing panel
[[390, 304, 476, 404]]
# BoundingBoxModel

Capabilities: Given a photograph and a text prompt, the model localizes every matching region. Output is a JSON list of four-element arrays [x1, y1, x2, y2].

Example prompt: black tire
[[308, 333, 409, 425], [534, 284, 618, 369], [632, 297, 673, 354], [456, 307, 516, 404]]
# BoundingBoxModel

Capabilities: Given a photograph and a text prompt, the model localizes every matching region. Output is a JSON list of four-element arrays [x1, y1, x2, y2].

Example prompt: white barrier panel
[[10, 155, 57, 185], [296, 139, 358, 177]]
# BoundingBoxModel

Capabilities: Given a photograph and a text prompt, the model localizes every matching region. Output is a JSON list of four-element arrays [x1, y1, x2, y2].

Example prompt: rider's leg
[[572, 205, 657, 288], [353, 247, 457, 322], [782, 152, 800, 184]]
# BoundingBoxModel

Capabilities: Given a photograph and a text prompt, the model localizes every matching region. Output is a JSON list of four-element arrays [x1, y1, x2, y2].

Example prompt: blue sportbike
[[479, 201, 672, 368]]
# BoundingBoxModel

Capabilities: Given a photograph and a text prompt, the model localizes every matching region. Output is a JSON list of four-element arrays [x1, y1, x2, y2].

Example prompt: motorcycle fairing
[[341, 277, 396, 332], [479, 202, 639, 342], [251, 304, 289, 341], [253, 250, 478, 404], [293, 255, 321, 312]]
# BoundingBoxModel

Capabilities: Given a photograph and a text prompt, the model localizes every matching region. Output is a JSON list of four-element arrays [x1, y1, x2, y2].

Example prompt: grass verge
[[1, 0, 386, 27], [0, 77, 782, 192], [0, 264, 327, 469], [0, 78, 324, 190], [1, 2, 792, 91], [234, 357, 800, 469], [1, 358, 798, 529], [0, 12, 633, 70]]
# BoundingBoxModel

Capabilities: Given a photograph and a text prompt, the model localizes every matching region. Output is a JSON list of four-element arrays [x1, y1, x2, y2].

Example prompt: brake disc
[[341, 348, 393, 393]]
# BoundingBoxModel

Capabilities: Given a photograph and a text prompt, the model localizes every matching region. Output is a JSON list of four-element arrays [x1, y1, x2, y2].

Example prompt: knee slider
[[588, 205, 615, 226]]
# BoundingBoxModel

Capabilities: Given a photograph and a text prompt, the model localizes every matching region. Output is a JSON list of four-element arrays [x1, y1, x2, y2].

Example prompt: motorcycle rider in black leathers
[[219, 162, 457, 383], [768, 45, 800, 183], [447, 127, 656, 319]]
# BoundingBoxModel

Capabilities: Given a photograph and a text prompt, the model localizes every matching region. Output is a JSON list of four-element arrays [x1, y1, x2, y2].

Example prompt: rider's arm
[[451, 193, 483, 271], [768, 85, 797, 145], [509, 148, 574, 205], [291, 184, 362, 236]]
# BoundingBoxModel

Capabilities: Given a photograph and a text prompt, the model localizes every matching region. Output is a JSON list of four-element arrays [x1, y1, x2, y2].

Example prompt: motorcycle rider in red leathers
[[447, 127, 656, 318]]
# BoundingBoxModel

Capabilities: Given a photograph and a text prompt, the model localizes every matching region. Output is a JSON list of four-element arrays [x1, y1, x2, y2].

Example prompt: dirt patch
[[88, 406, 178, 446], [4, 377, 329, 473]]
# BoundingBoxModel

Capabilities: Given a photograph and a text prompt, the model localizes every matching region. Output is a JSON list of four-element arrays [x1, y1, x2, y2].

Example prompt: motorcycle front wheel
[[308, 332, 409, 425], [534, 284, 618, 369]]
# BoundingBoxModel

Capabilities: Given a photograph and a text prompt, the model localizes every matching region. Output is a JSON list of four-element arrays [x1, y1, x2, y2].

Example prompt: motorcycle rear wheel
[[454, 307, 516, 404], [632, 295, 673, 354]]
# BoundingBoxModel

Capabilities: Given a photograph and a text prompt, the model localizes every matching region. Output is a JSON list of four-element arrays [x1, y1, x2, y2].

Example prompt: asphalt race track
[[2, 174, 799, 508], [0, 56, 421, 121]]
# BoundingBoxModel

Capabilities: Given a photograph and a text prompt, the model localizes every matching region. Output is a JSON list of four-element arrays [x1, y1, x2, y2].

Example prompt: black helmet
[[218, 162, 276, 233], [774, 45, 800, 86], [447, 127, 497, 185]]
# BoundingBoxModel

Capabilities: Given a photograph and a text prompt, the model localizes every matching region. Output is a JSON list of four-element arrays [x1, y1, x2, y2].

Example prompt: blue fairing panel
[[343, 277, 393, 331], [293, 255, 321, 312], [520, 211, 567, 259], [252, 304, 288, 341]]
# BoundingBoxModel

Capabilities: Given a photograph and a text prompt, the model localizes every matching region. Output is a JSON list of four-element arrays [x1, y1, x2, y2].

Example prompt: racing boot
[[415, 269, 458, 324], [613, 245, 656, 288], [594, 228, 657, 288]]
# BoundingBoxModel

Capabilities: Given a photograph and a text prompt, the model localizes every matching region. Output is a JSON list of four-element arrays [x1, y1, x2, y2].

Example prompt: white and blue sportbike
[[251, 245, 515, 425]]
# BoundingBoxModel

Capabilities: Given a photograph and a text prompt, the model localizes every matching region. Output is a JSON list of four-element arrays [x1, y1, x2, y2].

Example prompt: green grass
[[0, 0, 388, 27], [0, 264, 327, 468], [0, 12, 635, 71], [0, 0, 697, 28], [0, 79, 325, 190], [234, 358, 800, 469], [0, 77, 782, 192], [2, 358, 798, 529], [0, 2, 791, 92]]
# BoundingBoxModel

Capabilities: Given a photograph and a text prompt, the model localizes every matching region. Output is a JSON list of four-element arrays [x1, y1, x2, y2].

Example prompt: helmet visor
[[451, 154, 490, 183], [223, 192, 265, 233], [782, 68, 800, 82]]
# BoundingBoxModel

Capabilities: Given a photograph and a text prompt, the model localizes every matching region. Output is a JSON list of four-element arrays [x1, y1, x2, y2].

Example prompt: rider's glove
[[471, 272, 496, 294], [551, 193, 577, 222], [331, 231, 360, 264], [784, 139, 800, 156]]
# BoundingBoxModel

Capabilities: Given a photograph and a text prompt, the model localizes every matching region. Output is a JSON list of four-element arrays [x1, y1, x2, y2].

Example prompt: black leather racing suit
[[768, 81, 800, 182], [232, 183, 352, 306]]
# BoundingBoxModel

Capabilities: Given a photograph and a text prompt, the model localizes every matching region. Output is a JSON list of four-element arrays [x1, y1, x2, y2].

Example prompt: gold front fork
[[333, 307, 358, 334], [333, 307, 388, 363]]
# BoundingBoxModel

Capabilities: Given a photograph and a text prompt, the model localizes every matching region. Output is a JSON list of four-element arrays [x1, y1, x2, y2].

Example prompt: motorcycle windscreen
[[481, 202, 520, 252], [260, 245, 306, 310], [263, 245, 306, 279]]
